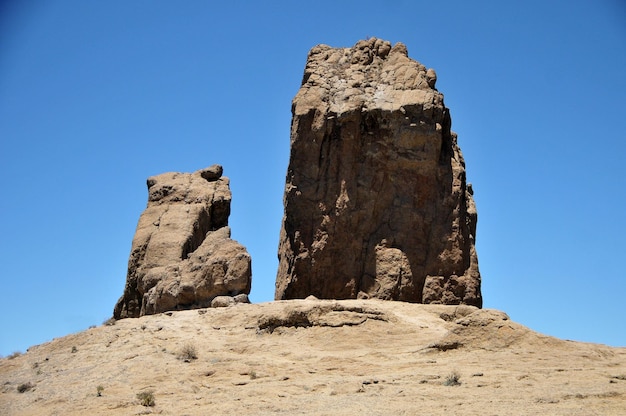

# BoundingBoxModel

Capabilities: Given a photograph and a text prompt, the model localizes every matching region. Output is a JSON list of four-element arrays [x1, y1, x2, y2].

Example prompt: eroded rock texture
[[275, 38, 481, 307], [114, 165, 251, 319]]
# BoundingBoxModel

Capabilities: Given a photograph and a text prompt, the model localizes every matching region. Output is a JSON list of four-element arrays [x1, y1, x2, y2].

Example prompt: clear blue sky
[[1, 1, 625, 356]]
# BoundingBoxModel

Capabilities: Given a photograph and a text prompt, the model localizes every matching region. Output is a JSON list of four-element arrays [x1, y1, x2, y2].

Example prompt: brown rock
[[275, 38, 481, 307], [210, 294, 250, 308], [113, 165, 251, 319], [210, 296, 235, 308]]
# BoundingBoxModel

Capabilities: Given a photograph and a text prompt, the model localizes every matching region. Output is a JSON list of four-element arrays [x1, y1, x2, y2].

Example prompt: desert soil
[[1, 299, 625, 415]]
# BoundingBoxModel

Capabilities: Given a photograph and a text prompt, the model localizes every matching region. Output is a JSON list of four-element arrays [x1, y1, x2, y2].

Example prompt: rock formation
[[275, 38, 482, 307], [114, 165, 251, 319]]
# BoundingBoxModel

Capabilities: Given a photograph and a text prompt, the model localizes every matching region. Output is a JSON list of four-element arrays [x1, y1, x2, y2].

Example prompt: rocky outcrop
[[275, 38, 481, 307], [114, 165, 251, 319]]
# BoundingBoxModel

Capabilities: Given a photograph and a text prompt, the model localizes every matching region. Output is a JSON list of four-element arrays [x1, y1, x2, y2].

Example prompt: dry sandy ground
[[1, 299, 625, 415]]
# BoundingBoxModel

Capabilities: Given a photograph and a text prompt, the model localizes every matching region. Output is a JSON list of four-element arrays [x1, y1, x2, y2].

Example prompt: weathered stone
[[114, 165, 252, 318], [233, 293, 250, 304], [211, 296, 235, 308], [210, 294, 250, 308], [275, 38, 481, 307]]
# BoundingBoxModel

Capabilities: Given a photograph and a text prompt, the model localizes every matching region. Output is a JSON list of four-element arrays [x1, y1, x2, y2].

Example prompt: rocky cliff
[[114, 165, 251, 318], [276, 38, 481, 306]]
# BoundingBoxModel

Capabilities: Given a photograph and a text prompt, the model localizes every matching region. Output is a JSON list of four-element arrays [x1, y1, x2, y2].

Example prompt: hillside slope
[[2, 299, 625, 415]]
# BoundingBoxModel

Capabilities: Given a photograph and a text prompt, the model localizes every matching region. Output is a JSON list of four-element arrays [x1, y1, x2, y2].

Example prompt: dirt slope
[[1, 299, 625, 415]]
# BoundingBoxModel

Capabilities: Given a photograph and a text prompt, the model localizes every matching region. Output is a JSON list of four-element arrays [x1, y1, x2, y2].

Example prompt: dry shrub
[[136, 390, 155, 406], [178, 343, 198, 362], [443, 371, 461, 386], [17, 382, 34, 393]]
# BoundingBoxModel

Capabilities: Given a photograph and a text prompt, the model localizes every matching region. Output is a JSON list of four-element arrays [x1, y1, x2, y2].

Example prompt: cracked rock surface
[[113, 165, 251, 319], [276, 38, 481, 306]]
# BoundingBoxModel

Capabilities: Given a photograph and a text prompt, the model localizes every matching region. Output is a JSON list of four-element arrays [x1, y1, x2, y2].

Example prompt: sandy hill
[[1, 299, 625, 415]]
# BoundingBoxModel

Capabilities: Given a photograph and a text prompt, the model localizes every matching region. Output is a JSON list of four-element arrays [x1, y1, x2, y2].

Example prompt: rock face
[[275, 38, 481, 307], [114, 165, 252, 319]]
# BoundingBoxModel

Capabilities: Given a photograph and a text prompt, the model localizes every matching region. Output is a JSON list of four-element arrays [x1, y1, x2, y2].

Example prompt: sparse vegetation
[[443, 371, 461, 386], [178, 343, 198, 362], [7, 351, 22, 360], [1, 301, 624, 414], [136, 390, 155, 407], [427, 340, 462, 351], [32, 362, 42, 375], [103, 317, 116, 326], [17, 382, 34, 393]]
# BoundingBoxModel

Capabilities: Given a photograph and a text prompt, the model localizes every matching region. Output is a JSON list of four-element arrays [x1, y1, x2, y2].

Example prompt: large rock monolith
[[275, 38, 482, 307], [114, 165, 251, 319]]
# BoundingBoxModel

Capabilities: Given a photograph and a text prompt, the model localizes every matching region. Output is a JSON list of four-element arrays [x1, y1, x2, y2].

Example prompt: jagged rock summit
[[113, 165, 251, 319], [276, 38, 481, 306]]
